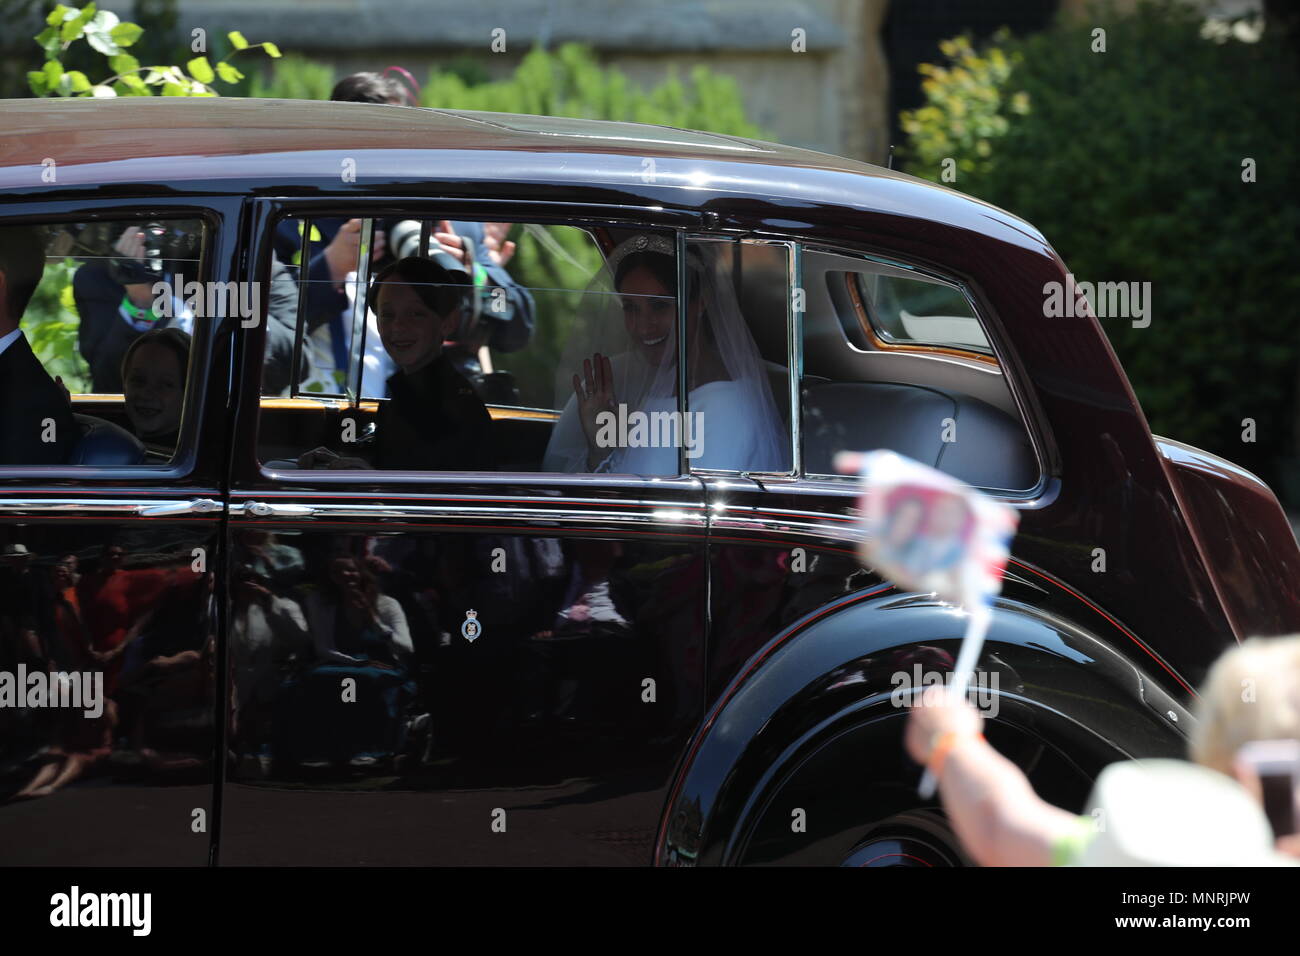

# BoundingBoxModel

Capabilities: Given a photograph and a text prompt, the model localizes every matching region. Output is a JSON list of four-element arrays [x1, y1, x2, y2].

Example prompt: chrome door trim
[[230, 497, 708, 529], [0, 497, 225, 517]]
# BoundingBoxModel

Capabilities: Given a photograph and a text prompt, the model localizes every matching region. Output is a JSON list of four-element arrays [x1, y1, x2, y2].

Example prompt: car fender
[[656, 586, 1193, 865]]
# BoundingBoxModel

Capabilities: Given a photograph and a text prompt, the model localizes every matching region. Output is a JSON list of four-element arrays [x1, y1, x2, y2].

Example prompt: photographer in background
[[76, 224, 302, 396], [74, 225, 195, 393]]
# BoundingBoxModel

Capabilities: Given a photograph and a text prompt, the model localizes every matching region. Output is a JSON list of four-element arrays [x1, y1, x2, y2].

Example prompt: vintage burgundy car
[[1, 97, 1297, 866]]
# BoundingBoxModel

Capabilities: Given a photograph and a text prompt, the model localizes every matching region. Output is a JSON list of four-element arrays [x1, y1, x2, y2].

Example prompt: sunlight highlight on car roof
[[441, 109, 769, 153]]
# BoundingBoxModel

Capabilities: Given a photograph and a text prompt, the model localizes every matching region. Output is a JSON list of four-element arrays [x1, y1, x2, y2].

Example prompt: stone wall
[[178, 0, 893, 163]]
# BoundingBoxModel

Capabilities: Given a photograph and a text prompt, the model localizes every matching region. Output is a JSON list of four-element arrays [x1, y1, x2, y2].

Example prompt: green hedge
[[902, 1, 1300, 504]]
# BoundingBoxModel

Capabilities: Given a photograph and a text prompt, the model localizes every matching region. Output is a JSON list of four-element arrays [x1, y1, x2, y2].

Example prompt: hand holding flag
[[834, 450, 1019, 797]]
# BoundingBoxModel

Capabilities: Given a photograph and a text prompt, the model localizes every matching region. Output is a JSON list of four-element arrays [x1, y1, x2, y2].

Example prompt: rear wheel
[[731, 711, 1093, 865], [841, 810, 964, 867]]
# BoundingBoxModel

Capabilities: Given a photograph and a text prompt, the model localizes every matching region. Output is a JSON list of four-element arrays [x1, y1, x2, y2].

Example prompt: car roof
[[0, 96, 887, 171], [0, 97, 1042, 246]]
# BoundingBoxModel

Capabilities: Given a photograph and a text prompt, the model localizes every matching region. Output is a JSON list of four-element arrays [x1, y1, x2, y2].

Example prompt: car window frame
[[845, 268, 995, 359], [0, 198, 232, 483], [236, 196, 707, 488]]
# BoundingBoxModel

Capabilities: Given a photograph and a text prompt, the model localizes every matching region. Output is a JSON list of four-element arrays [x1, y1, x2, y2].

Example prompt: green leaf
[[35, 26, 60, 56], [27, 71, 49, 96], [108, 53, 139, 76], [65, 70, 92, 93], [161, 81, 187, 96], [60, 17, 86, 43], [118, 74, 148, 93], [186, 56, 214, 84], [43, 60, 64, 87], [46, 5, 70, 27], [227, 30, 249, 50], [215, 62, 244, 84], [83, 10, 122, 56], [110, 22, 143, 48], [261, 41, 281, 58]]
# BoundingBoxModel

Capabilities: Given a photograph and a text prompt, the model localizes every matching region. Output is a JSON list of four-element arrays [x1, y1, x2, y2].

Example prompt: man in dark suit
[[0, 226, 76, 465]]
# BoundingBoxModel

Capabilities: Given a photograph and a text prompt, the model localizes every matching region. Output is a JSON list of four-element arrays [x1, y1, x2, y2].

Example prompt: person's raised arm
[[905, 684, 1085, 866]]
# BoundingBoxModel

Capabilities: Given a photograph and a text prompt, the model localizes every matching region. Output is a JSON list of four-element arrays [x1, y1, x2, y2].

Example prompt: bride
[[543, 234, 788, 475]]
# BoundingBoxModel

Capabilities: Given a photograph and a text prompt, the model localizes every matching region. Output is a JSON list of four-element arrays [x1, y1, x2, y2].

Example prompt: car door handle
[[242, 501, 316, 518], [137, 498, 224, 517]]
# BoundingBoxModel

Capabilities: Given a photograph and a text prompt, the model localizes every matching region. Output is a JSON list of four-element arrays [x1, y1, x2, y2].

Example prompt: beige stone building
[[178, 0, 894, 163]]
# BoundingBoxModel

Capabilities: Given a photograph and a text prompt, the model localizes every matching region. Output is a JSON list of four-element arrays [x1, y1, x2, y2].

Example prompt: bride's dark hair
[[613, 249, 706, 303], [613, 249, 716, 349]]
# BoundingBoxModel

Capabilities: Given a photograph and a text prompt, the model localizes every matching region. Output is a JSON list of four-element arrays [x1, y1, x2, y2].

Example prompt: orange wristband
[[926, 730, 984, 780]]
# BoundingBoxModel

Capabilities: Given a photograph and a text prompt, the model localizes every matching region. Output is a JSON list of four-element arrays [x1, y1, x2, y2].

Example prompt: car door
[[0, 198, 240, 865], [216, 199, 709, 865]]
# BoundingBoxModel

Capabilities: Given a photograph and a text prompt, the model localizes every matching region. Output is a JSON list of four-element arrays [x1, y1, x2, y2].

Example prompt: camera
[[106, 221, 201, 286]]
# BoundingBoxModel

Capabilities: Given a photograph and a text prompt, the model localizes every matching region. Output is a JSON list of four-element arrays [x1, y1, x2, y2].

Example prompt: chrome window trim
[[676, 230, 690, 478], [347, 218, 377, 404], [0, 496, 224, 517], [789, 238, 804, 476], [288, 218, 313, 400]]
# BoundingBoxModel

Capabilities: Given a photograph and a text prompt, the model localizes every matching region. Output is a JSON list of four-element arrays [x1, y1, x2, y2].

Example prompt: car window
[[256, 219, 799, 477], [847, 270, 991, 353], [257, 217, 683, 475], [0, 217, 207, 467], [802, 248, 1038, 492]]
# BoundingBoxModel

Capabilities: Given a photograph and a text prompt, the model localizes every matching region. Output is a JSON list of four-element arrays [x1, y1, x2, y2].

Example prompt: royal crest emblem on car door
[[461, 609, 481, 643]]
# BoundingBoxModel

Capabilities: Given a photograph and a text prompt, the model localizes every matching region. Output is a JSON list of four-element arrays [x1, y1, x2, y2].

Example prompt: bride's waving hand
[[573, 351, 617, 471]]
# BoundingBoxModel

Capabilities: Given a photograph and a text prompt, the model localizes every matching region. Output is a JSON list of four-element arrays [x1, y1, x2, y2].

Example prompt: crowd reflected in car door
[[219, 213, 709, 865]]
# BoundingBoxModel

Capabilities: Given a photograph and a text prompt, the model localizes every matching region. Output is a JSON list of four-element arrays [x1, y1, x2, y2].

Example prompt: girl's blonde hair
[[1191, 636, 1300, 775]]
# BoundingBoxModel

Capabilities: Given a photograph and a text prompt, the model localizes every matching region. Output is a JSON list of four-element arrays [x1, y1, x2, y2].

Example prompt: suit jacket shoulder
[[0, 333, 77, 465]]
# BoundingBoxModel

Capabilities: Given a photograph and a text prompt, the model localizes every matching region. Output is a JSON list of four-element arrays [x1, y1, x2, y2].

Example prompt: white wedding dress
[[543, 370, 785, 475]]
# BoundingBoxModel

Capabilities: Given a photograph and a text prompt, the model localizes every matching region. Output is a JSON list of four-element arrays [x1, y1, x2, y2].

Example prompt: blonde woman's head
[[1190, 635, 1300, 776]]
